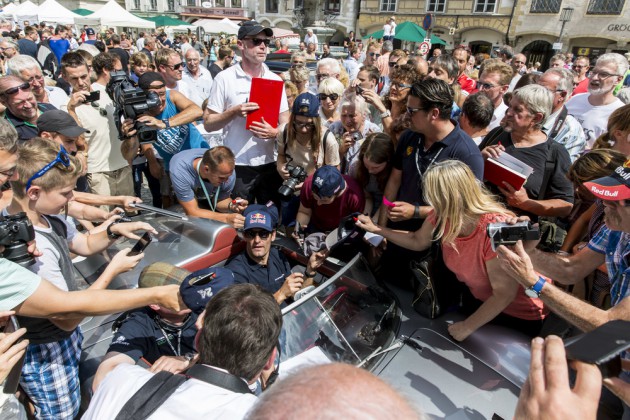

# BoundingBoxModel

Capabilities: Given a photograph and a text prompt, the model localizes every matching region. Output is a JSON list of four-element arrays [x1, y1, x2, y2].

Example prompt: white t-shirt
[[181, 66, 214, 108], [63, 83, 128, 173], [46, 86, 69, 109], [207, 63, 288, 166], [304, 33, 318, 46], [83, 364, 258, 420], [136, 37, 145, 51], [565, 93, 625, 149], [488, 101, 508, 131]]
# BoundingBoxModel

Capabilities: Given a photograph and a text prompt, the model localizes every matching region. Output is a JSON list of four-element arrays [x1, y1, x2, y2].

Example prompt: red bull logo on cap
[[250, 212, 267, 224]]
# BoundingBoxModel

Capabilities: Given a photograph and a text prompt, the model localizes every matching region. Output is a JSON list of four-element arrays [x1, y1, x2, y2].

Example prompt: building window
[[133, 0, 140, 9], [266, 0, 278, 13], [232, 0, 241, 6], [149, 0, 157, 10], [294, 0, 303, 8], [586, 0, 624, 14], [215, 0, 224, 6], [186, 0, 196, 6], [380, 0, 396, 12], [427, 0, 446, 13], [473, 0, 496, 13], [167, 0, 175, 9], [530, 0, 561, 13], [325, 0, 340, 12]]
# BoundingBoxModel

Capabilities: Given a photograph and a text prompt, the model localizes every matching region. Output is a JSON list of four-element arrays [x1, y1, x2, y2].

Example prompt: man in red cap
[[496, 160, 630, 419]]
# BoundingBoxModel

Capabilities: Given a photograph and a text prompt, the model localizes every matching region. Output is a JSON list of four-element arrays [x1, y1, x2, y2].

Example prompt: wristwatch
[[525, 276, 546, 298], [380, 110, 391, 118], [162, 118, 171, 129], [106, 223, 121, 239]]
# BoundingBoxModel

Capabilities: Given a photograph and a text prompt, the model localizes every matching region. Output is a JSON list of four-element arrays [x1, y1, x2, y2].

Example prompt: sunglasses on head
[[1, 82, 30, 96], [248, 38, 271, 47], [26, 146, 71, 192], [243, 229, 271, 239], [318, 93, 339, 101]]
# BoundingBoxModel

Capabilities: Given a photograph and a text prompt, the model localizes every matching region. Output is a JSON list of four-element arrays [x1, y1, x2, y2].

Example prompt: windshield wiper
[[357, 340, 404, 368]]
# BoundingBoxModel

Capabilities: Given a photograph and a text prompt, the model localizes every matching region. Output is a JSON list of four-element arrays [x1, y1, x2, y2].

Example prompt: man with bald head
[[182, 48, 214, 108], [508, 53, 527, 91], [247, 363, 421, 419]]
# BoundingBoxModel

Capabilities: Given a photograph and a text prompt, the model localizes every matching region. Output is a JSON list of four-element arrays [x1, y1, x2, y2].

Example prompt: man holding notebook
[[204, 21, 289, 205]]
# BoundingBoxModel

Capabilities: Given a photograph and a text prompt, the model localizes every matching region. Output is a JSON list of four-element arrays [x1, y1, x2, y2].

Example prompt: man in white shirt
[[565, 52, 627, 149], [477, 60, 513, 131], [304, 29, 318, 50], [205, 21, 288, 204], [136, 32, 145, 51], [84, 283, 281, 420], [182, 48, 213, 108], [383, 17, 396, 41]]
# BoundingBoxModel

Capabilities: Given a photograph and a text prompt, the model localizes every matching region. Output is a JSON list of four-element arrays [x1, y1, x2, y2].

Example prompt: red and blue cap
[[179, 267, 235, 314], [583, 160, 630, 201], [243, 203, 279, 232]]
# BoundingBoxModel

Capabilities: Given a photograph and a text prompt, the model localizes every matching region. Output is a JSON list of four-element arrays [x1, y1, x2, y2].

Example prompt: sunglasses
[[243, 229, 271, 239], [369, 52, 381, 58], [166, 62, 184, 71], [392, 83, 412, 90], [26, 146, 71, 191], [388, 61, 399, 67], [290, 63, 305, 68], [476, 81, 499, 90], [247, 38, 271, 47], [316, 73, 337, 81], [318, 93, 339, 101], [293, 121, 315, 130], [1, 82, 30, 96]]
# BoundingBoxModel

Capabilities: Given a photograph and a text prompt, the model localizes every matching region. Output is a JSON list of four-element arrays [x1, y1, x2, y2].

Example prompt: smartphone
[[128, 232, 153, 256], [3, 316, 26, 394], [85, 90, 101, 103], [564, 320, 630, 378], [355, 85, 365, 95]]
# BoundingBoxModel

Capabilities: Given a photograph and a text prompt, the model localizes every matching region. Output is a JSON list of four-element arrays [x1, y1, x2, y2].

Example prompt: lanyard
[[415, 139, 444, 182], [157, 324, 182, 357], [196, 159, 220, 212]]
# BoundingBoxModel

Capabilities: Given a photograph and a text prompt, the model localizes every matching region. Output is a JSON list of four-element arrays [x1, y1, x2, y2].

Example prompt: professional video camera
[[278, 163, 307, 200], [0, 213, 35, 266], [487, 221, 540, 251], [106, 71, 161, 144]]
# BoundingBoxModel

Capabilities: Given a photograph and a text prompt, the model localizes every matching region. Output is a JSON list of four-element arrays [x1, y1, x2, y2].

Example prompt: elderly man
[[508, 53, 527, 91], [8, 55, 68, 109], [477, 60, 513, 130], [0, 75, 56, 141], [205, 21, 288, 205], [566, 53, 627, 148], [156, 48, 191, 97], [1, 39, 19, 73], [537, 68, 586, 162], [316, 57, 342, 89], [304, 28, 318, 50], [182, 48, 213, 108], [497, 161, 630, 419]]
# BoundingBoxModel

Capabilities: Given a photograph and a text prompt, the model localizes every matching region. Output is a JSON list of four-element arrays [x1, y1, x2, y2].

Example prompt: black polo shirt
[[5, 103, 57, 142], [393, 123, 484, 206], [226, 247, 291, 295], [108, 307, 198, 364]]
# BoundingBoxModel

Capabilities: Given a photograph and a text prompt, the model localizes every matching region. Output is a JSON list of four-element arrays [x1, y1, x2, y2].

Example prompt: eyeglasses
[[368, 52, 381, 58], [318, 93, 339, 101], [26, 75, 45, 84], [166, 62, 184, 71], [290, 63, 305, 68], [0, 166, 16, 179], [243, 229, 271, 240], [388, 61, 399, 67], [406, 106, 423, 116], [392, 83, 412, 90], [25, 146, 71, 191], [589, 70, 620, 80], [476, 81, 500, 90], [293, 121, 315, 130], [316, 73, 337, 81], [572, 64, 587, 69], [247, 38, 271, 47], [1, 82, 30, 96]]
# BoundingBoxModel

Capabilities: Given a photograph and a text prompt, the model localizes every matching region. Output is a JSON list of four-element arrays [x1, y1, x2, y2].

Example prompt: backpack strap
[[478, 126, 508, 150], [320, 129, 331, 168], [114, 371, 187, 420], [538, 141, 559, 201]]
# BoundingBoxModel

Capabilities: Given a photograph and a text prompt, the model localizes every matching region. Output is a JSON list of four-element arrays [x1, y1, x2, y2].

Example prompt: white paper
[[364, 232, 384, 247]]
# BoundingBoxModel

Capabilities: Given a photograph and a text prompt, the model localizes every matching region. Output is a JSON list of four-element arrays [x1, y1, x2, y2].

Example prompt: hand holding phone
[[84, 90, 101, 103], [128, 232, 154, 256]]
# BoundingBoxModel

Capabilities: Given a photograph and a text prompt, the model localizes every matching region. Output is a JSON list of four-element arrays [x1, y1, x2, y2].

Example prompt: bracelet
[[305, 271, 317, 278], [413, 206, 421, 219], [106, 222, 121, 239]]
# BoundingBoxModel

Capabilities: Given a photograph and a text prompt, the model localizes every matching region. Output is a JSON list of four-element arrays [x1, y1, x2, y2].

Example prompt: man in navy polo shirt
[[227, 204, 326, 304]]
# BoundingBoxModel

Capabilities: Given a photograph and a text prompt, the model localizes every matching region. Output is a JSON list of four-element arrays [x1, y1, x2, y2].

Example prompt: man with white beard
[[565, 53, 627, 149]]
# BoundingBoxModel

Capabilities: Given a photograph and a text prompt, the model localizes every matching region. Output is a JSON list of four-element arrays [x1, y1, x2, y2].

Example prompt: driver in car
[[226, 204, 326, 304]]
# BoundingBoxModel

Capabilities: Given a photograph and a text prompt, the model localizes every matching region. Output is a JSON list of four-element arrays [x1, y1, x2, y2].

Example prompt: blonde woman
[[318, 77, 344, 127], [289, 65, 310, 95], [357, 160, 548, 341]]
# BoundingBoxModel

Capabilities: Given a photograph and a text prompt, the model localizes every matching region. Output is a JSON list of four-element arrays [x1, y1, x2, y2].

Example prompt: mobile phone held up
[[84, 90, 101, 103], [129, 232, 154, 256], [3, 316, 26, 394]]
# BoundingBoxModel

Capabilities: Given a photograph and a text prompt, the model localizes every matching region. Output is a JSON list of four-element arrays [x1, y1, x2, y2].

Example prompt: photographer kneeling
[[356, 160, 548, 342]]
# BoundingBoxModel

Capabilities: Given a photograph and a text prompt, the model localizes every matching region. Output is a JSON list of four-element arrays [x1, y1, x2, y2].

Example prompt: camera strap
[[196, 160, 220, 212]]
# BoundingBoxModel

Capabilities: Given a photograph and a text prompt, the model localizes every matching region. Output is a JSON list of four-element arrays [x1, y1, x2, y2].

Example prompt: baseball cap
[[292, 92, 320, 117], [86, 28, 95, 36], [138, 262, 191, 288], [312, 165, 345, 198], [138, 72, 165, 90], [238, 20, 273, 40], [179, 267, 235, 313], [583, 161, 630, 201], [37, 110, 90, 138], [243, 203, 279, 231]]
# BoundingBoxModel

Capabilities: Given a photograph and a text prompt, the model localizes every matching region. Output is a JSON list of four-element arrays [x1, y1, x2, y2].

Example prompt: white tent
[[38, 0, 81, 25], [0, 3, 17, 16], [13, 0, 38, 25], [88, 0, 155, 29], [193, 18, 238, 35]]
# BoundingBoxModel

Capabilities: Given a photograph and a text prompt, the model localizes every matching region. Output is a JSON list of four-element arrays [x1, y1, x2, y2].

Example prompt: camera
[[106, 71, 161, 144], [487, 221, 540, 251], [0, 213, 36, 266], [351, 131, 363, 142], [278, 163, 308, 200]]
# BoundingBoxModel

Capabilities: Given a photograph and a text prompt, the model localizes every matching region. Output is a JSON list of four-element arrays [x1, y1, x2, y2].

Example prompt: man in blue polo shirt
[[226, 204, 326, 304], [169, 146, 248, 228]]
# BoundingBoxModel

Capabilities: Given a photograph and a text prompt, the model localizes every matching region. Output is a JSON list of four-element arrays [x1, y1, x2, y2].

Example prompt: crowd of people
[[0, 16, 629, 420]]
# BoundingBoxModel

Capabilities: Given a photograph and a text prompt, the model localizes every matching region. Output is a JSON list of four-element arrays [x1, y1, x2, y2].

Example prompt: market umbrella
[[72, 8, 93, 15], [363, 21, 446, 45], [144, 15, 191, 27]]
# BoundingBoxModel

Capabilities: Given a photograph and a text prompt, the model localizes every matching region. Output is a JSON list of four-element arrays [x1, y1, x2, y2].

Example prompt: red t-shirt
[[429, 212, 548, 321], [458, 73, 477, 94], [300, 175, 365, 232], [572, 77, 589, 96]]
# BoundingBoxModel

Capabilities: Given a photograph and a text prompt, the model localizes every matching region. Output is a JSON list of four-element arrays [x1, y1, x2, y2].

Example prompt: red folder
[[484, 155, 532, 190], [246, 78, 284, 130]]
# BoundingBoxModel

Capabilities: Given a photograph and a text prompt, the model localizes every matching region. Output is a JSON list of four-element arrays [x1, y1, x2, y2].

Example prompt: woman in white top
[[318, 78, 345, 127]]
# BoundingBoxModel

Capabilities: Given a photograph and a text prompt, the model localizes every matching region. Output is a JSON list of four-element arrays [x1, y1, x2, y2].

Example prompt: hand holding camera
[[487, 221, 540, 251], [278, 163, 307, 200]]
